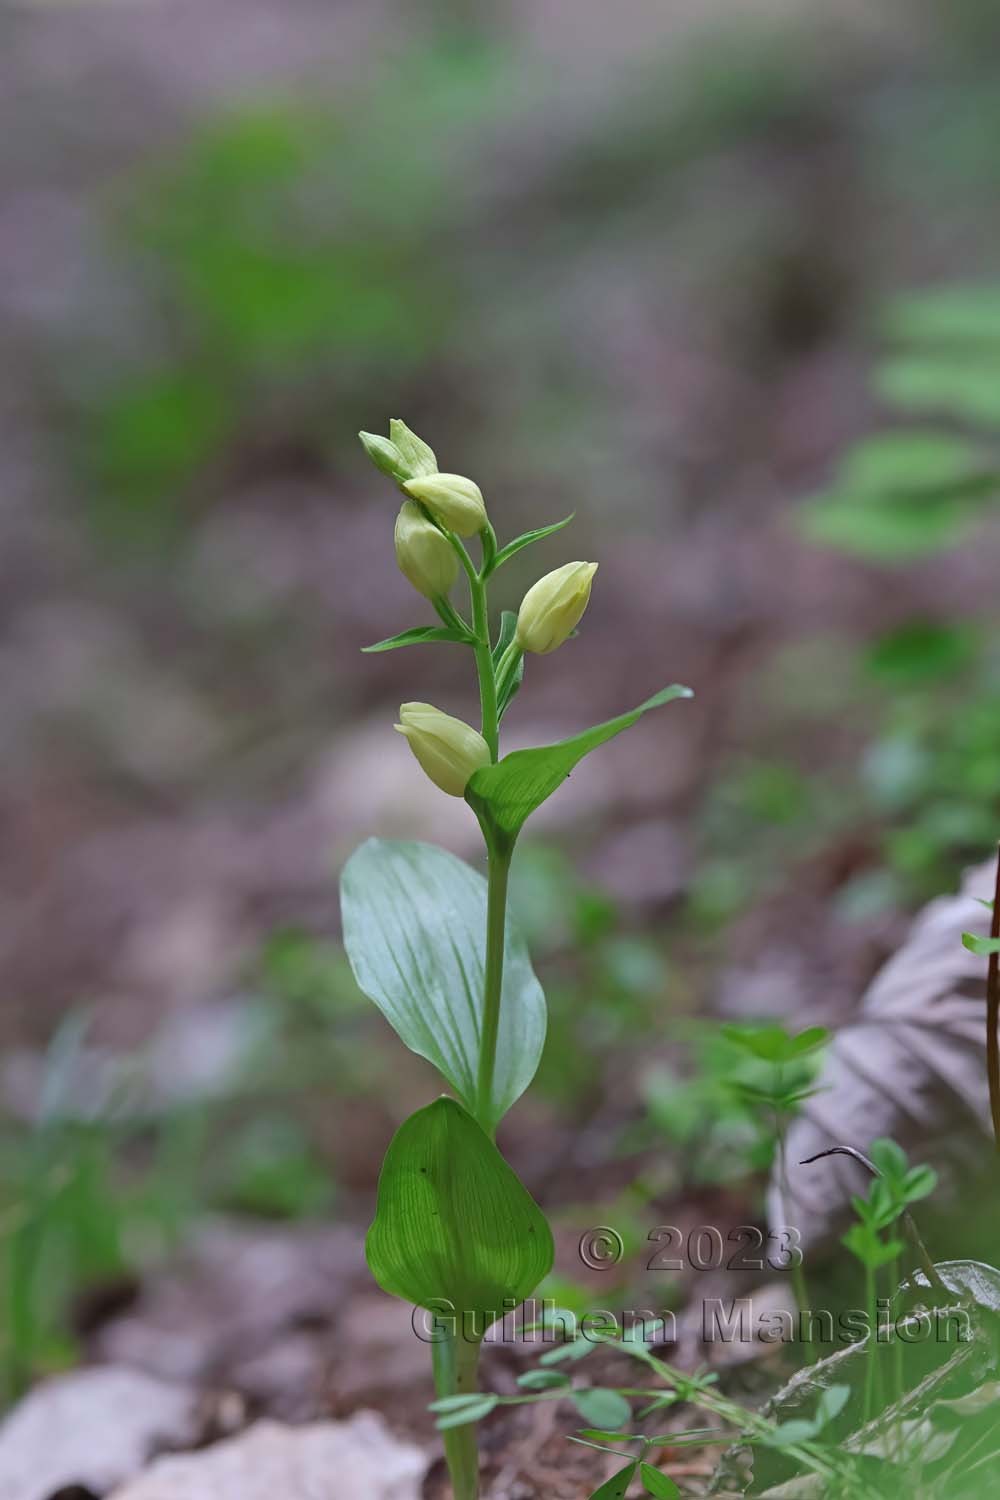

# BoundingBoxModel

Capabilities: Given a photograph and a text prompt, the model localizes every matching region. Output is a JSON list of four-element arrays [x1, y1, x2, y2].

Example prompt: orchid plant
[[341, 419, 691, 1499]]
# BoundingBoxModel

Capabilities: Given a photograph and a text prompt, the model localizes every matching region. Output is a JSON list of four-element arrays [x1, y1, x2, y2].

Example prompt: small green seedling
[[719, 1021, 828, 1330], [842, 1137, 938, 1423], [344, 420, 692, 1498], [499, 1326, 866, 1496]]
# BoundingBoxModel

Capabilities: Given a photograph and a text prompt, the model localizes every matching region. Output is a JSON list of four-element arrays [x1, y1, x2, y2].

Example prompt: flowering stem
[[448, 533, 499, 762], [469, 580, 499, 763], [476, 836, 512, 1136]]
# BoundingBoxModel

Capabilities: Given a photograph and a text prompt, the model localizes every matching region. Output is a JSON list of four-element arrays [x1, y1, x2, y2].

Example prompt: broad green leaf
[[962, 932, 1000, 956], [486, 514, 575, 574], [589, 1462, 638, 1499], [466, 686, 692, 839], [573, 1389, 633, 1430], [639, 1462, 680, 1497], [366, 1097, 553, 1335], [341, 839, 545, 1129], [362, 624, 468, 653]]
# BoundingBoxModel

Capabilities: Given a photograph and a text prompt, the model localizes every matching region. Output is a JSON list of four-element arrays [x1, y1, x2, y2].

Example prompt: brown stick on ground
[[988, 845, 1000, 1152]]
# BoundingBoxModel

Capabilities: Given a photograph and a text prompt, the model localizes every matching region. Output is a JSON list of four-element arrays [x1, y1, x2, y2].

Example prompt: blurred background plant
[[2, 0, 1000, 1433]]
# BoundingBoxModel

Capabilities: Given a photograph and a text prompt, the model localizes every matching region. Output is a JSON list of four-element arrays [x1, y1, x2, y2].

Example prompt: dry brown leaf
[[0, 1366, 200, 1500], [770, 859, 995, 1248], [110, 1414, 426, 1500]]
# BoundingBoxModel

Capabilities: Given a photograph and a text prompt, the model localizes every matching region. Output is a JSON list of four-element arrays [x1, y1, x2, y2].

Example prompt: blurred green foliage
[[802, 285, 1000, 562], [7, 0, 1000, 1437]]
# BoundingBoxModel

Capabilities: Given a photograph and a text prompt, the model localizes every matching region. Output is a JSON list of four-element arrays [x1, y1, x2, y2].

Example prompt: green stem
[[447, 532, 499, 760], [888, 1253, 904, 1462], [863, 1260, 877, 1425], [432, 1333, 481, 1500], [450, 531, 509, 1136], [470, 582, 498, 762], [775, 1110, 812, 1361], [476, 838, 513, 1134]]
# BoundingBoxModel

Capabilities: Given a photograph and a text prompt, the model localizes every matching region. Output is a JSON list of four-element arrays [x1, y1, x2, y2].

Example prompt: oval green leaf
[[639, 1461, 680, 1497], [590, 1462, 638, 1500], [573, 1388, 633, 1430], [341, 839, 546, 1130], [366, 1097, 554, 1338], [466, 685, 692, 840]]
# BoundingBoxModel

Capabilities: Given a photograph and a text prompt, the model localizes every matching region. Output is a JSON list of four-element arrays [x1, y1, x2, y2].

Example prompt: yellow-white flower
[[515, 561, 598, 655], [402, 473, 487, 538], [395, 703, 491, 797], [394, 502, 458, 599]]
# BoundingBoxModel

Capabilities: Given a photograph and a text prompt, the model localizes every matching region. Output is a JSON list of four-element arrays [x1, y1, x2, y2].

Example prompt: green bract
[[365, 1097, 553, 1334], [361, 623, 470, 652], [466, 685, 692, 841]]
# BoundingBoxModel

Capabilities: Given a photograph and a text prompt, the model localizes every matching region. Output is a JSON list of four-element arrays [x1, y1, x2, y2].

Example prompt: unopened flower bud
[[394, 502, 458, 599], [359, 430, 408, 481], [515, 561, 598, 655], [389, 419, 438, 479], [402, 473, 487, 538], [395, 703, 491, 797]]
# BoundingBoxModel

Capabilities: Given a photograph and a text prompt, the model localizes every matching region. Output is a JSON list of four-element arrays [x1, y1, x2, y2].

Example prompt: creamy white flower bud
[[515, 561, 598, 655], [394, 502, 459, 599], [389, 419, 438, 479], [359, 430, 407, 480], [402, 474, 488, 538], [395, 702, 491, 797]]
